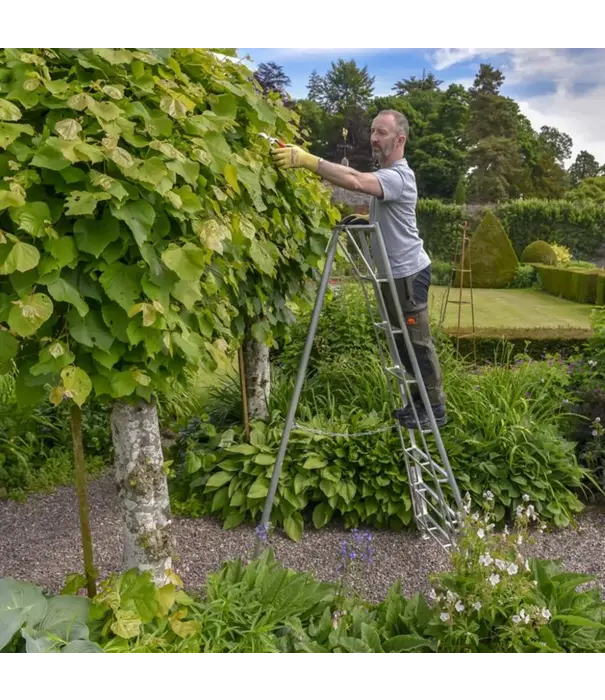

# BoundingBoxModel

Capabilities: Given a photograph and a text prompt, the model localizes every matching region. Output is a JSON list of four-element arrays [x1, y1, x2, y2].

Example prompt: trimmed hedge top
[[466, 211, 519, 288], [521, 240, 558, 266]]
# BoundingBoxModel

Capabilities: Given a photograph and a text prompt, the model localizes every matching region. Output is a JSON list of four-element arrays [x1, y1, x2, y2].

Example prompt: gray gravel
[[1, 473, 605, 602]]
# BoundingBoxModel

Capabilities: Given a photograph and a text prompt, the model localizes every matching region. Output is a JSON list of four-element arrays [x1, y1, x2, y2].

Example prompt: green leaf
[[110, 610, 142, 639], [47, 278, 89, 317], [0, 189, 25, 210], [302, 455, 327, 470], [162, 243, 206, 280], [61, 640, 104, 653], [8, 293, 53, 337], [382, 634, 435, 652], [110, 370, 136, 397], [0, 608, 26, 651], [31, 141, 70, 170], [60, 366, 92, 406], [67, 308, 114, 351], [88, 99, 122, 122], [361, 623, 383, 652], [0, 122, 33, 149], [249, 239, 276, 275], [54, 118, 82, 140], [0, 241, 39, 274], [10, 201, 50, 237], [283, 512, 304, 542], [99, 263, 142, 311], [171, 279, 202, 310], [110, 199, 155, 249], [48, 236, 78, 267], [223, 163, 239, 192], [312, 502, 333, 529], [30, 341, 74, 376], [205, 471, 233, 490], [247, 478, 269, 500], [167, 158, 199, 186], [0, 330, 19, 366], [550, 615, 605, 629], [64, 190, 111, 216], [73, 208, 121, 257], [223, 510, 245, 530], [89, 171, 129, 201]]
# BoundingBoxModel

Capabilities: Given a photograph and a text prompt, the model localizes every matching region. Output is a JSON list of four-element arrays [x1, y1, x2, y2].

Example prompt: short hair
[[376, 109, 409, 138]]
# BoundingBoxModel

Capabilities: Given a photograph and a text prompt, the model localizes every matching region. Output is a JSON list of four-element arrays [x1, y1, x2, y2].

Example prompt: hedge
[[417, 199, 605, 262], [533, 263, 605, 304]]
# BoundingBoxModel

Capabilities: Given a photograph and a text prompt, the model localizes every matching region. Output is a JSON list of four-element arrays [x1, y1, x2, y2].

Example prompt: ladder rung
[[385, 366, 417, 383], [373, 321, 403, 335], [360, 275, 388, 283], [405, 446, 448, 478], [446, 300, 472, 305], [451, 268, 471, 273], [416, 482, 458, 519]]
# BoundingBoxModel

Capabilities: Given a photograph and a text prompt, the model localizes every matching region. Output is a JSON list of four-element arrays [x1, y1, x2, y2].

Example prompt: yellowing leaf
[[132, 369, 151, 386], [194, 219, 231, 255], [102, 84, 125, 100], [0, 98, 22, 122], [67, 93, 93, 111], [61, 366, 92, 406], [110, 609, 142, 639], [160, 95, 190, 119], [8, 293, 53, 337], [169, 609, 200, 638], [49, 385, 65, 406], [55, 119, 82, 140], [156, 584, 177, 617]]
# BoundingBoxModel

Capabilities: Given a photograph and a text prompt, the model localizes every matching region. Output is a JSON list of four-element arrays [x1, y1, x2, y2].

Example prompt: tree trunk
[[243, 331, 271, 421], [110, 400, 173, 585]]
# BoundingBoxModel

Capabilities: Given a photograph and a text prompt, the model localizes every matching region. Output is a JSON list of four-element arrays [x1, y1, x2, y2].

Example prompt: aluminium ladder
[[254, 221, 462, 555]]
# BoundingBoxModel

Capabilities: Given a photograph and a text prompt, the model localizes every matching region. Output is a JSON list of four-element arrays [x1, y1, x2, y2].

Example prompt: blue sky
[[238, 48, 605, 166]]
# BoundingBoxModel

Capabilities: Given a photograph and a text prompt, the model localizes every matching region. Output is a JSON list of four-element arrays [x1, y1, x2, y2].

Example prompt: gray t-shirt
[[369, 158, 430, 279]]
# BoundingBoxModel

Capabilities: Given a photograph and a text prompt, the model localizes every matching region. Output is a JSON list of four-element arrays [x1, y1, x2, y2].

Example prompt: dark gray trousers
[[380, 265, 446, 406]]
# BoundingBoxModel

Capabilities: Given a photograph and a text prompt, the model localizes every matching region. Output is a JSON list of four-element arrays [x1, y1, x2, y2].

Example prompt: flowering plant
[[427, 493, 605, 652]]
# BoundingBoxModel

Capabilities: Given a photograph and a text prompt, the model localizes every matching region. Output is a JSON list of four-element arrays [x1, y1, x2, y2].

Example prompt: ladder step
[[451, 268, 471, 273], [373, 321, 403, 335], [446, 300, 472, 305], [360, 275, 388, 283], [405, 446, 448, 478], [385, 366, 417, 383]]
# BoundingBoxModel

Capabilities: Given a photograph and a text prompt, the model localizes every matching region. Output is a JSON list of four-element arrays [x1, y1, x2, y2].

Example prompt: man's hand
[[272, 144, 320, 173]]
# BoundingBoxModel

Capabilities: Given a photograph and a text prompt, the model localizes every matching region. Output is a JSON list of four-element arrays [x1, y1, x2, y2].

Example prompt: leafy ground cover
[[2, 500, 604, 653]]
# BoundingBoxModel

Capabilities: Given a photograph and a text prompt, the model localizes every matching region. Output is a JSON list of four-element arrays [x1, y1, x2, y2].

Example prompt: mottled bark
[[243, 334, 270, 421], [110, 400, 173, 585]]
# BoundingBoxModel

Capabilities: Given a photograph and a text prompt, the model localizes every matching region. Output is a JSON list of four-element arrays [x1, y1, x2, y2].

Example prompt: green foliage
[[5, 510, 605, 653], [521, 240, 557, 266], [464, 211, 519, 288], [566, 177, 605, 204], [171, 410, 414, 539], [0, 48, 338, 414], [549, 242, 572, 265], [430, 260, 452, 286], [415, 199, 605, 264], [507, 264, 537, 289], [534, 264, 604, 304], [442, 349, 588, 527]]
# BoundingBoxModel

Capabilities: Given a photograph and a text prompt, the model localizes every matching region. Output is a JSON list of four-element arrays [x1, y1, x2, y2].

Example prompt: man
[[271, 109, 446, 429]]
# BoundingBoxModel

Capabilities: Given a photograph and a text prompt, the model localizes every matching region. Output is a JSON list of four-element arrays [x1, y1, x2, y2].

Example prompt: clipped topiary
[[460, 211, 519, 288], [521, 240, 558, 266]]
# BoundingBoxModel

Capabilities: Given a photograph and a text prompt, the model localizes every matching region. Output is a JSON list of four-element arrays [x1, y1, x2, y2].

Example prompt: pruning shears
[[258, 132, 286, 148]]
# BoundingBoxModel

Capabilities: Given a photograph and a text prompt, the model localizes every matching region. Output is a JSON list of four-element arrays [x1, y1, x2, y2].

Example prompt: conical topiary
[[460, 211, 519, 288]]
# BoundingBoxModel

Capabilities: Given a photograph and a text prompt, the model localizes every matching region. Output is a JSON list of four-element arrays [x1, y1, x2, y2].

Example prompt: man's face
[[370, 114, 403, 165]]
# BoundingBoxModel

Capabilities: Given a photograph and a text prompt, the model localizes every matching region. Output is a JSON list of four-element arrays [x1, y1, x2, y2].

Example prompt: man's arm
[[271, 144, 384, 198]]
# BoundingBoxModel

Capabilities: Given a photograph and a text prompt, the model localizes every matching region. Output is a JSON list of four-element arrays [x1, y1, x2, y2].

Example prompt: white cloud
[[432, 48, 605, 165]]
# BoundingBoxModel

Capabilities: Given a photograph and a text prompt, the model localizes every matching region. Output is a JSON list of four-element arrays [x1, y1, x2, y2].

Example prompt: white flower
[[525, 559, 531, 571], [429, 588, 437, 600], [517, 535, 523, 545], [495, 558, 507, 571], [479, 553, 493, 566], [596, 417, 601, 423], [473, 601, 482, 611], [504, 525, 510, 536], [446, 590, 457, 603], [483, 490, 495, 502], [440, 612, 450, 622], [477, 528, 485, 539], [489, 573, 500, 586], [507, 563, 519, 575], [512, 615, 522, 624], [516, 505, 524, 517], [592, 430, 598, 437], [522, 494, 530, 502], [455, 601, 465, 612], [471, 512, 480, 522], [519, 608, 529, 623], [541, 608, 551, 620], [526, 505, 537, 521]]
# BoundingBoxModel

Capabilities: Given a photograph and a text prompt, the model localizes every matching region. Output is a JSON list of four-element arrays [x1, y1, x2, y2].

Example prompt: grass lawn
[[428, 286, 595, 339]]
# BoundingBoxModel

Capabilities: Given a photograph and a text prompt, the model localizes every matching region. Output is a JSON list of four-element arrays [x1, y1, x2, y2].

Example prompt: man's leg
[[380, 266, 447, 427]]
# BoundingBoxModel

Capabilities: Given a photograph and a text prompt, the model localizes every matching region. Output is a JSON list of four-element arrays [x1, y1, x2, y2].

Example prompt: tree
[[253, 62, 291, 101], [0, 48, 338, 585], [306, 70, 325, 102], [467, 136, 525, 203], [565, 176, 605, 203], [317, 59, 375, 115], [393, 70, 443, 96], [538, 126, 573, 166], [568, 150, 601, 186]]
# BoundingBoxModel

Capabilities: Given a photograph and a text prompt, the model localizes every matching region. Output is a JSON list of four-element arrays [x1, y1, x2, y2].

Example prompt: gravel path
[[1, 474, 605, 602]]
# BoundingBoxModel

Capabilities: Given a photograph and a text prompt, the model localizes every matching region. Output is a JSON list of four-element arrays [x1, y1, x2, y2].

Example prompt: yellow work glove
[[271, 144, 321, 173]]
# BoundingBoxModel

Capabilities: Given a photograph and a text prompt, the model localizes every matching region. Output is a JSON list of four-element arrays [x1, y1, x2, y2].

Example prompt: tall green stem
[[70, 403, 97, 598]]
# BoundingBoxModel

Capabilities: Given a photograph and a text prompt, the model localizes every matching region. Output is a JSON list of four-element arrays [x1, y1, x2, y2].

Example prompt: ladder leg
[[254, 228, 339, 556]]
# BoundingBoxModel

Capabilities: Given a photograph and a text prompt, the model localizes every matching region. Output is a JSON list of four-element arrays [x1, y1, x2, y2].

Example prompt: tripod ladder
[[255, 222, 462, 555]]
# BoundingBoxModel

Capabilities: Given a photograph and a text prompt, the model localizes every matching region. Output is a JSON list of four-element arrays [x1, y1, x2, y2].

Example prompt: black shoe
[[393, 402, 447, 430]]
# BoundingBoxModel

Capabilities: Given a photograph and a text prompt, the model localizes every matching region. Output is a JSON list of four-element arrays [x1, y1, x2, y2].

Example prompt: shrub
[[441, 349, 587, 527], [507, 264, 537, 289], [549, 242, 572, 265], [463, 211, 519, 288], [534, 264, 604, 304], [430, 261, 452, 286], [521, 240, 557, 266]]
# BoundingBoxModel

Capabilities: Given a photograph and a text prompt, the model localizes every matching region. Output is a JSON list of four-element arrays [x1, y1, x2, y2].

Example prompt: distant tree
[[538, 126, 573, 166], [393, 70, 443, 96], [319, 59, 375, 114], [565, 176, 605, 204], [253, 61, 292, 106], [567, 150, 601, 186], [306, 69, 325, 102]]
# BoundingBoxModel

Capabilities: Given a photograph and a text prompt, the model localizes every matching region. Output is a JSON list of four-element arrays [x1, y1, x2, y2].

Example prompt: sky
[[238, 48, 605, 167]]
